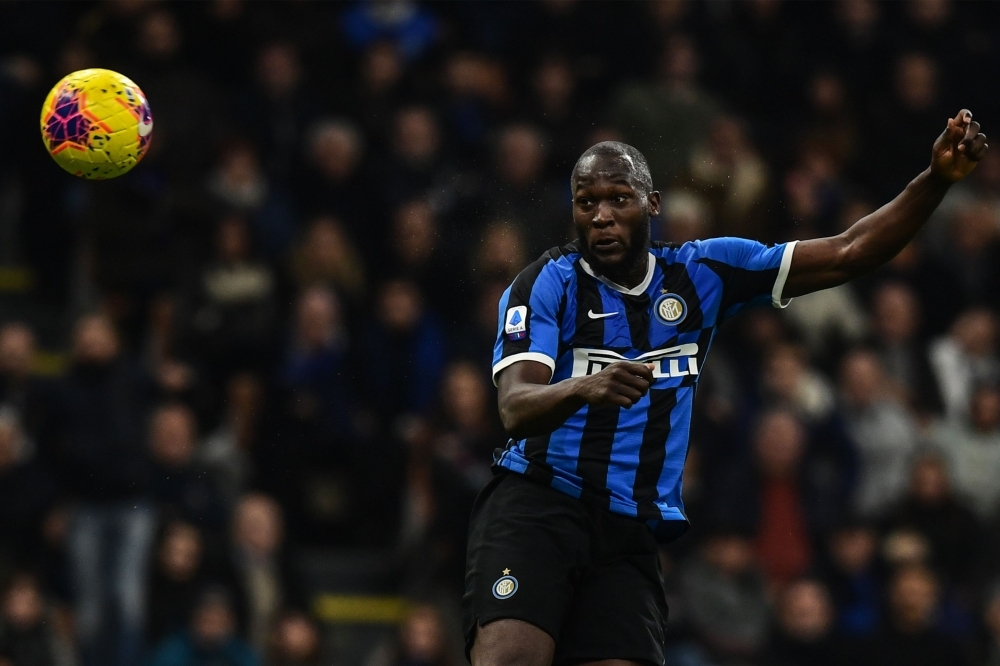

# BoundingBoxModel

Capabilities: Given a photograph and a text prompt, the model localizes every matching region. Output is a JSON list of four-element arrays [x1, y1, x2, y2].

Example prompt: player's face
[[572, 157, 659, 280]]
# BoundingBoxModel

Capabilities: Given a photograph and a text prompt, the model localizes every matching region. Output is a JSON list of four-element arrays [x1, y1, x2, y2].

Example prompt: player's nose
[[592, 201, 615, 226]]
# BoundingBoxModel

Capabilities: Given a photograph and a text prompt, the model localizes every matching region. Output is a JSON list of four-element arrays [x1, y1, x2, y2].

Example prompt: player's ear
[[647, 191, 661, 217]]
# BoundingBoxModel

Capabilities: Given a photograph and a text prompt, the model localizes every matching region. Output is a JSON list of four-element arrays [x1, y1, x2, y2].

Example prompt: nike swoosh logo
[[587, 310, 618, 319]]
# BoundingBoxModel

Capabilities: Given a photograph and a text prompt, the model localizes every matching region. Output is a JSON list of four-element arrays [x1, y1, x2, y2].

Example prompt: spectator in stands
[[370, 604, 453, 666], [244, 43, 313, 180], [473, 222, 527, 286], [298, 120, 369, 232], [432, 361, 498, 490], [362, 280, 446, 419], [688, 116, 770, 237], [838, 348, 918, 517], [613, 35, 718, 185], [389, 201, 458, 317], [760, 578, 856, 666], [863, 564, 967, 666], [148, 404, 226, 529], [0, 409, 55, 577], [382, 106, 453, 212], [289, 216, 366, 303], [281, 286, 352, 444], [0, 574, 65, 666], [50, 314, 156, 666], [679, 526, 770, 662], [822, 519, 882, 637], [929, 308, 1000, 421], [0, 323, 38, 424], [759, 344, 836, 423], [882, 453, 984, 591], [230, 495, 288, 655], [147, 588, 258, 666], [206, 143, 296, 261], [266, 611, 319, 666], [869, 281, 943, 416], [981, 584, 1000, 666], [928, 383, 1000, 520], [712, 409, 844, 588], [484, 124, 568, 256], [148, 522, 210, 647], [941, 201, 1000, 308], [191, 216, 278, 377], [198, 373, 263, 511]]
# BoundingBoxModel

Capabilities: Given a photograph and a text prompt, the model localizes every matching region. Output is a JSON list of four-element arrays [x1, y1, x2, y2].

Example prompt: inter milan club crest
[[654, 293, 687, 325], [493, 569, 518, 599]]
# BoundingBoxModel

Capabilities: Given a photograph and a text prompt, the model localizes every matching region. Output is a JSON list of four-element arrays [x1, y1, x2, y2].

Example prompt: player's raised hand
[[575, 362, 655, 409], [931, 109, 988, 182]]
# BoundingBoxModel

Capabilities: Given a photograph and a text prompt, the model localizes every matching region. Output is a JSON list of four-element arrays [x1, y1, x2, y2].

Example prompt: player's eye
[[613, 194, 629, 203], [576, 197, 592, 206]]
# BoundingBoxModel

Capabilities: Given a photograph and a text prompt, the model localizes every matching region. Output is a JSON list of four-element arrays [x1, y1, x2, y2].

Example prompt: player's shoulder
[[514, 240, 581, 286], [652, 236, 773, 265]]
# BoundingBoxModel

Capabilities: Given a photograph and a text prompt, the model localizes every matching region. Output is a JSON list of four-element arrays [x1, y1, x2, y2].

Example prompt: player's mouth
[[591, 237, 625, 258]]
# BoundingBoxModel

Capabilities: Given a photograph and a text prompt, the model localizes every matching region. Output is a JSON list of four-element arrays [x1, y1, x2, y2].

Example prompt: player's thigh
[[463, 473, 589, 660], [554, 546, 667, 665], [471, 618, 555, 666]]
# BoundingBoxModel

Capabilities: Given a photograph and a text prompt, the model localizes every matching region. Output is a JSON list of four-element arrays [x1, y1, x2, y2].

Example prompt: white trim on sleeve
[[771, 240, 798, 308], [492, 352, 556, 386]]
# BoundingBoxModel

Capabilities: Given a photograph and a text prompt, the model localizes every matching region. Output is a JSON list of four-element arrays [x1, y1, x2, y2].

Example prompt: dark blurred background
[[1, 1, 1000, 665]]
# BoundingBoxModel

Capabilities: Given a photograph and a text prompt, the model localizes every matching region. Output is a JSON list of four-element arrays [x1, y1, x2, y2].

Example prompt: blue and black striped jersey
[[491, 237, 798, 542]]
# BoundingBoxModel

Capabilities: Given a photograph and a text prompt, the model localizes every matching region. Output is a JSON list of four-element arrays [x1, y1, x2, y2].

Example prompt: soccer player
[[463, 110, 987, 666]]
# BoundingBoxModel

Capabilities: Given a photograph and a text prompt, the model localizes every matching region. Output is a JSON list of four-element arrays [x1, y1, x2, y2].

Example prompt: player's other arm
[[497, 361, 654, 440], [783, 109, 988, 297]]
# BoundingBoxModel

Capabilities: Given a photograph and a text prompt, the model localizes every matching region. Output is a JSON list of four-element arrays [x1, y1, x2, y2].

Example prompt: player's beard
[[578, 216, 651, 286]]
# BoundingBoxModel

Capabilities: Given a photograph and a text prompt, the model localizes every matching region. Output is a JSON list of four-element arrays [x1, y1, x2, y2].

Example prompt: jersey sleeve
[[696, 237, 798, 322], [491, 259, 565, 386]]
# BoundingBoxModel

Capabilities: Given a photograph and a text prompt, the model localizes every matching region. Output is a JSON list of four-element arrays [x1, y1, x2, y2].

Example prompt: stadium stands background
[[1, 1, 1000, 664]]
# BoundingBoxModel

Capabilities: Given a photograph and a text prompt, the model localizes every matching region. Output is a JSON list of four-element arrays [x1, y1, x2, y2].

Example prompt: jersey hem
[[771, 240, 798, 308], [492, 352, 555, 386]]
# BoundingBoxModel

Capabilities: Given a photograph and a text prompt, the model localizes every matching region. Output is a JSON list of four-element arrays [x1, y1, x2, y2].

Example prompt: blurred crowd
[[0, 0, 1000, 665]]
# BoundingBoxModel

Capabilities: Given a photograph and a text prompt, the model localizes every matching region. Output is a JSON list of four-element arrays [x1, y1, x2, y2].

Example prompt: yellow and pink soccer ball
[[40, 68, 153, 179]]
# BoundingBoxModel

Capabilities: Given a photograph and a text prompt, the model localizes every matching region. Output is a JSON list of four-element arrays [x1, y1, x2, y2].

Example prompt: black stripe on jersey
[[696, 258, 779, 324], [574, 261, 605, 347], [624, 293, 652, 352], [501, 247, 565, 359], [656, 258, 703, 333], [523, 432, 555, 486], [576, 405, 619, 509], [633, 387, 678, 519]]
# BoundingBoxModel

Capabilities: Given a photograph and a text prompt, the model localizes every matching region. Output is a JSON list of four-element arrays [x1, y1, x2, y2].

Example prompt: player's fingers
[[612, 386, 643, 406], [971, 133, 989, 160], [959, 120, 981, 152], [614, 371, 653, 393], [945, 110, 971, 144], [619, 361, 655, 383]]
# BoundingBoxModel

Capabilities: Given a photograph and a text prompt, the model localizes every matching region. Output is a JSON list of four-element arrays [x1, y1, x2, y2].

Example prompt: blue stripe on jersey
[[492, 237, 795, 543]]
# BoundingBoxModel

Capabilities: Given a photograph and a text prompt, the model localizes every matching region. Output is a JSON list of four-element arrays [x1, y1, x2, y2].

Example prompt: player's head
[[570, 142, 659, 282]]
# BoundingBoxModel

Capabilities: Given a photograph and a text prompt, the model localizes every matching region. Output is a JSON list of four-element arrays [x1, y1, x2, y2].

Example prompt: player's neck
[[597, 252, 650, 290]]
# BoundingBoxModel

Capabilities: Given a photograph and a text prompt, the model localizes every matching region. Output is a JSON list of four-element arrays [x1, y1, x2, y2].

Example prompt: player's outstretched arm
[[783, 109, 988, 297], [497, 360, 654, 440]]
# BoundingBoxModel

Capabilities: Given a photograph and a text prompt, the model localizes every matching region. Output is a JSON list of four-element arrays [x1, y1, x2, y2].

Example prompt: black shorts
[[463, 472, 668, 665]]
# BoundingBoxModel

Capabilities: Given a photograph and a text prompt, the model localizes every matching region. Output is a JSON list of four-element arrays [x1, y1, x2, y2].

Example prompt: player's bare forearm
[[784, 109, 988, 297], [497, 360, 653, 440]]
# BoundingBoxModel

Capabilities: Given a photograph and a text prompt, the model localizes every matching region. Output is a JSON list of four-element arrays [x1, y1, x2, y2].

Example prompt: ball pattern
[[40, 69, 153, 180]]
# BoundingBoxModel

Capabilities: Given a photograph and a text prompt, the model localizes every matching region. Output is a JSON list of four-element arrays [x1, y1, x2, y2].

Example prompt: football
[[39, 68, 153, 179]]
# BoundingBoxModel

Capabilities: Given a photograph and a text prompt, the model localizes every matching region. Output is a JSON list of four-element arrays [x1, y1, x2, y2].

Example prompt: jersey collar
[[578, 253, 656, 296]]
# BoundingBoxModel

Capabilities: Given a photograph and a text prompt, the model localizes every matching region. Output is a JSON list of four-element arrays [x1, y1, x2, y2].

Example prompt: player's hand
[[931, 109, 988, 182], [574, 362, 655, 409]]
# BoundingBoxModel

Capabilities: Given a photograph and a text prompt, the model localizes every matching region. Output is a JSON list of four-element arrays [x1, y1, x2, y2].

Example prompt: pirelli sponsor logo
[[571, 344, 700, 379]]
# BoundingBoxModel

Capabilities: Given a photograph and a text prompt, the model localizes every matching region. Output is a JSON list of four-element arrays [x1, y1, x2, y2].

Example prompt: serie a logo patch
[[493, 570, 518, 599], [504, 306, 527, 340]]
